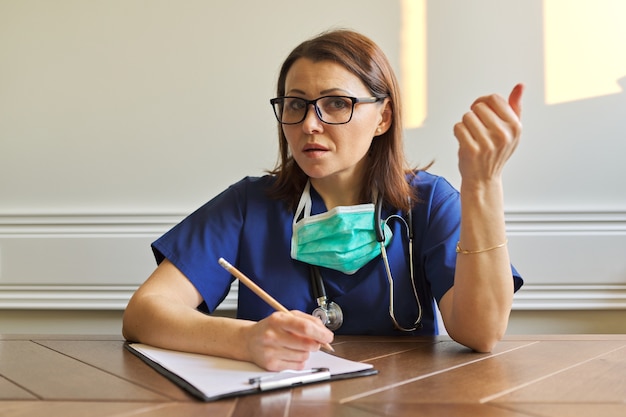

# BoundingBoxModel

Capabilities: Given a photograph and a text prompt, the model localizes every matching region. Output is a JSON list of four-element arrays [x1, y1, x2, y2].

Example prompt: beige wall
[[1, 0, 625, 334]]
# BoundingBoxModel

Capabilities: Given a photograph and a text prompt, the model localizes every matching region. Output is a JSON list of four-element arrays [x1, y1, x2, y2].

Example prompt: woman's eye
[[326, 97, 350, 110], [287, 99, 306, 111]]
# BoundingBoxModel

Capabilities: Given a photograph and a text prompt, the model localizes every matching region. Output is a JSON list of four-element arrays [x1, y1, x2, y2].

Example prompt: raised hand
[[453, 83, 524, 184]]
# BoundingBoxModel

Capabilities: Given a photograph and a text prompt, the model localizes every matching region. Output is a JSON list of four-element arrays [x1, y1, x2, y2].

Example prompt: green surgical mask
[[290, 181, 392, 275]]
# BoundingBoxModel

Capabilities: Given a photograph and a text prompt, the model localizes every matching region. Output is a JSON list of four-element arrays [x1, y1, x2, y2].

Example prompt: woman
[[123, 29, 524, 371]]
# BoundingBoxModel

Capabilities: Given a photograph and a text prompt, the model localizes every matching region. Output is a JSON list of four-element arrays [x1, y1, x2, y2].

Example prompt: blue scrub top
[[152, 171, 523, 336]]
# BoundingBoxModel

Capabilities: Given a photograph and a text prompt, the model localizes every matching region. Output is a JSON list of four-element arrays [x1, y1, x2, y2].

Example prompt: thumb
[[508, 83, 524, 118]]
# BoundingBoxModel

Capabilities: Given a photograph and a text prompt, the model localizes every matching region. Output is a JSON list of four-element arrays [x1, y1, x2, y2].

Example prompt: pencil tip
[[322, 343, 335, 353]]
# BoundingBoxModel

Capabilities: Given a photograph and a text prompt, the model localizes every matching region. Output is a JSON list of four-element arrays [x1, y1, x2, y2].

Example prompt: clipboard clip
[[248, 367, 331, 391]]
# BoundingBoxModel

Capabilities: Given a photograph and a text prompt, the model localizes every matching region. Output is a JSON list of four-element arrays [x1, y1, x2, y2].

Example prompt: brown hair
[[267, 29, 423, 212]]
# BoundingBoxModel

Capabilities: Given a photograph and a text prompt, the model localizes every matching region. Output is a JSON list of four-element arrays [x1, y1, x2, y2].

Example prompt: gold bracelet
[[456, 239, 508, 255]]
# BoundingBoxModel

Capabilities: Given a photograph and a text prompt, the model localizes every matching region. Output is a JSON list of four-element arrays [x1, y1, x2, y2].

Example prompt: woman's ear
[[375, 98, 393, 136]]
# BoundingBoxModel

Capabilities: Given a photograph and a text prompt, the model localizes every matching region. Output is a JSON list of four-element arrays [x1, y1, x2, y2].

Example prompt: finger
[[260, 345, 312, 371], [457, 109, 495, 148], [470, 102, 517, 144], [508, 83, 524, 118], [266, 311, 331, 354], [470, 84, 523, 124], [264, 354, 310, 371], [288, 310, 334, 343], [470, 95, 514, 126], [454, 119, 478, 148], [247, 317, 310, 371]]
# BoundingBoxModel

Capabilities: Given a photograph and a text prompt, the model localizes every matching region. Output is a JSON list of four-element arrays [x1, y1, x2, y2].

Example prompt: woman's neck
[[310, 175, 364, 209]]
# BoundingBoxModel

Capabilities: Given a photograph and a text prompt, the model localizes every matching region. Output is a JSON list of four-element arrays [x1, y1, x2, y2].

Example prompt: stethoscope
[[310, 197, 423, 332]]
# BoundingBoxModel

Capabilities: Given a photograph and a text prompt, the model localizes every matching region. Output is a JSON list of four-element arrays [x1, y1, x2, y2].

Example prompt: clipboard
[[125, 342, 377, 401]]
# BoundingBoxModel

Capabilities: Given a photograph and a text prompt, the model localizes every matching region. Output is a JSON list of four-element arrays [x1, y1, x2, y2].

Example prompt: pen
[[218, 257, 335, 353], [248, 367, 331, 390]]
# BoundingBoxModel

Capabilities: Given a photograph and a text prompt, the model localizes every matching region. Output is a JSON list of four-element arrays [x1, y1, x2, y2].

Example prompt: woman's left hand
[[453, 83, 524, 184], [441, 84, 524, 352]]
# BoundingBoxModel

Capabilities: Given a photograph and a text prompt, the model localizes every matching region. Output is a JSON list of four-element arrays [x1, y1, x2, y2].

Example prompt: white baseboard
[[1, 210, 625, 311], [2, 283, 624, 311], [0, 283, 238, 310], [512, 284, 626, 310]]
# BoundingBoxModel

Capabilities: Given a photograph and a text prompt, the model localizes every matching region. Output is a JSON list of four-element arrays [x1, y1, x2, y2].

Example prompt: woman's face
[[282, 58, 390, 188]]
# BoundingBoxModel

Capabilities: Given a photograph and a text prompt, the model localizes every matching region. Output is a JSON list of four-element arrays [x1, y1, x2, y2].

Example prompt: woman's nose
[[301, 104, 324, 134]]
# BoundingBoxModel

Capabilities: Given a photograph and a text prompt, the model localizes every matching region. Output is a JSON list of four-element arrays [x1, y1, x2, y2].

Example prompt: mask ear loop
[[376, 197, 423, 331]]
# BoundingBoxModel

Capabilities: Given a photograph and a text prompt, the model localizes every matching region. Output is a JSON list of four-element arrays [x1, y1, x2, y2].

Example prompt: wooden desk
[[1, 334, 625, 416]]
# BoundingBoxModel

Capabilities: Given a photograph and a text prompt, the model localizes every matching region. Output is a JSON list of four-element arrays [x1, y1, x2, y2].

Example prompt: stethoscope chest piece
[[312, 300, 343, 331], [310, 265, 344, 330]]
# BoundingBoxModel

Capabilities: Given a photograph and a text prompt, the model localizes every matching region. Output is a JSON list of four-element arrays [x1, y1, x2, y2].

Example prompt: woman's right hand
[[245, 310, 334, 371]]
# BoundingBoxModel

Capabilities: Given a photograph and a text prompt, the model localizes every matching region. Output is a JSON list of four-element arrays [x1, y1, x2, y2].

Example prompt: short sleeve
[[151, 180, 249, 312]]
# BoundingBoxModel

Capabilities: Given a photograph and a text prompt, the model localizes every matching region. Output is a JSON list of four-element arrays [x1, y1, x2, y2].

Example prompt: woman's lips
[[303, 144, 328, 152], [302, 144, 329, 157]]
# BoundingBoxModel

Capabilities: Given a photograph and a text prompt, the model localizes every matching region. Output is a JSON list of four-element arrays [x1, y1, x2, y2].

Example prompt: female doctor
[[123, 29, 524, 371]]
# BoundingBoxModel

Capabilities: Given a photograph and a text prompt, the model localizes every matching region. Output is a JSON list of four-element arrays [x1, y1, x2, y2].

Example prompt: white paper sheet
[[127, 343, 374, 400]]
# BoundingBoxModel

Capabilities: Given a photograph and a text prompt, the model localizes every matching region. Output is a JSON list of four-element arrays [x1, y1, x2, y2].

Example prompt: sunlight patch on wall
[[400, 0, 427, 128], [544, 0, 626, 105]]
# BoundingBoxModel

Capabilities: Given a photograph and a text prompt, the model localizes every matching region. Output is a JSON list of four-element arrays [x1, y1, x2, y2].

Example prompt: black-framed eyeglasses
[[270, 95, 385, 125]]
